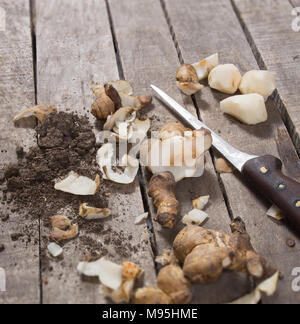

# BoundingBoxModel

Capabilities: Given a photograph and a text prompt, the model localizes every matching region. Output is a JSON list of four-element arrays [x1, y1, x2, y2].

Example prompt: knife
[[151, 84, 300, 231]]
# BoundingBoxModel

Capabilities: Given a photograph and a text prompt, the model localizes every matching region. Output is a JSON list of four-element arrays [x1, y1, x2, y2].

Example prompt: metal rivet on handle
[[278, 183, 286, 190], [260, 166, 268, 174]]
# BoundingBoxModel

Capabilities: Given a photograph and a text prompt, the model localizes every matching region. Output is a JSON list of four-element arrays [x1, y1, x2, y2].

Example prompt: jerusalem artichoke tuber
[[148, 172, 179, 228], [157, 264, 192, 304], [173, 218, 269, 284]]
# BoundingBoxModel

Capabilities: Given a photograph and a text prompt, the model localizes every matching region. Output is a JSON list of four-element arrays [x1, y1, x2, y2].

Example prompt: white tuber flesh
[[54, 172, 100, 196], [267, 205, 284, 221], [192, 53, 219, 80], [209, 64, 242, 94], [182, 209, 208, 226], [176, 82, 204, 96], [97, 143, 139, 184], [239, 70, 276, 100], [220, 94, 267, 125], [47, 242, 63, 258], [230, 271, 280, 304], [134, 212, 149, 225], [193, 195, 210, 210]]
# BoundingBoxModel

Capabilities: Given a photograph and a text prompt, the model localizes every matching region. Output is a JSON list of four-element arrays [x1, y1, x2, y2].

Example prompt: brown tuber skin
[[173, 218, 269, 284], [157, 264, 192, 304], [134, 287, 172, 305], [91, 85, 115, 120], [176, 64, 199, 83], [138, 95, 152, 108], [148, 172, 179, 228]]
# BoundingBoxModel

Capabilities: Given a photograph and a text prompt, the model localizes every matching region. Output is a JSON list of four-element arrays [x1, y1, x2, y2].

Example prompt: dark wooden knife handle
[[242, 155, 300, 230]]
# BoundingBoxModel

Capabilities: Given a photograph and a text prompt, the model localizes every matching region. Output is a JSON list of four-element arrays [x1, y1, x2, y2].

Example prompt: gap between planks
[[105, 0, 158, 269], [160, 0, 235, 221], [29, 0, 43, 305]]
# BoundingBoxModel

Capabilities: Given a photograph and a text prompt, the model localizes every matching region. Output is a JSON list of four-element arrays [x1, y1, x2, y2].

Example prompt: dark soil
[[3, 112, 108, 223], [1, 111, 144, 272], [2, 112, 110, 253]]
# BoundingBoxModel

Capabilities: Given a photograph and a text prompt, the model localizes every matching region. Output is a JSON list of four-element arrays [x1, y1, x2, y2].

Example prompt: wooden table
[[0, 0, 300, 304]]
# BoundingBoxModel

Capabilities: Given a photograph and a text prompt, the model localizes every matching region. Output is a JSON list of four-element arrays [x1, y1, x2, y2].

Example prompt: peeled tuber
[[220, 94, 267, 125], [209, 64, 242, 94], [239, 70, 276, 100]]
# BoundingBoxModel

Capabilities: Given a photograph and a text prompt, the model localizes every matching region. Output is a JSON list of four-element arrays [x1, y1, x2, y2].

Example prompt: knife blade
[[151, 84, 300, 231]]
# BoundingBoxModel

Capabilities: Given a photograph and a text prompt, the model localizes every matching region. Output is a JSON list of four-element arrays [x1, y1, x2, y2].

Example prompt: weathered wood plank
[[35, 0, 156, 304], [0, 0, 40, 304], [109, 0, 252, 304], [165, 0, 300, 304], [233, 0, 300, 152]]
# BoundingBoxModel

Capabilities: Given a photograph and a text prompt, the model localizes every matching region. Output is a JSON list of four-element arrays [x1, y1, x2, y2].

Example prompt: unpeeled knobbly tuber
[[148, 172, 179, 229], [173, 218, 269, 284], [134, 264, 192, 304]]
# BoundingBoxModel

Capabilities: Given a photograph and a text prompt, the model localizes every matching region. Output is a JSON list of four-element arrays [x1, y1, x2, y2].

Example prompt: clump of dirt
[[2, 112, 108, 225]]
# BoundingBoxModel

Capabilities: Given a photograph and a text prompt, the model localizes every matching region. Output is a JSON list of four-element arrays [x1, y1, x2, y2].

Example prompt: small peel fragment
[[176, 81, 204, 96], [134, 212, 148, 225], [182, 209, 208, 226], [230, 271, 280, 304], [103, 261, 143, 303], [50, 224, 79, 243], [193, 195, 210, 210], [192, 53, 219, 80], [267, 205, 284, 221], [97, 143, 139, 184], [47, 242, 63, 258], [50, 215, 71, 231], [79, 203, 111, 220], [13, 105, 57, 128], [54, 171, 100, 196], [216, 158, 234, 174], [106, 80, 134, 96], [77, 258, 142, 303]]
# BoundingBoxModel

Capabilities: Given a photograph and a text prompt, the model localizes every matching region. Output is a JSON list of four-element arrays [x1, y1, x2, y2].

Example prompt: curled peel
[[97, 143, 139, 184], [50, 224, 79, 243], [54, 172, 100, 196], [79, 203, 111, 220], [13, 105, 57, 128], [77, 258, 142, 303]]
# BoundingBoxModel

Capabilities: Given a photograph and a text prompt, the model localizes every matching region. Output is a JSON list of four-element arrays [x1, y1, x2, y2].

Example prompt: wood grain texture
[[0, 0, 40, 304], [35, 0, 156, 304], [108, 0, 252, 304], [233, 0, 300, 152], [164, 0, 300, 304]]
